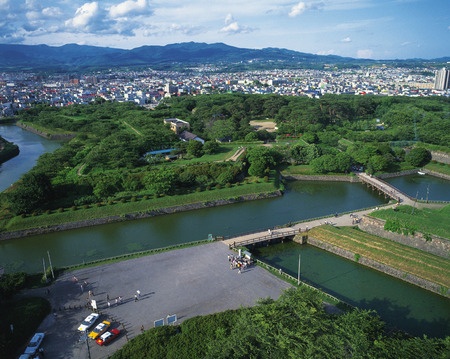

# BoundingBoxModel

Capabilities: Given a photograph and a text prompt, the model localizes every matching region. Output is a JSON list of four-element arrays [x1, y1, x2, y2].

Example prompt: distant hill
[[0, 42, 447, 71]]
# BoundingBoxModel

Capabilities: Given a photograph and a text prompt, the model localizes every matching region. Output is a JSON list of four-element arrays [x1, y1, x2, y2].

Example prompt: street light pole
[[297, 254, 301, 285]]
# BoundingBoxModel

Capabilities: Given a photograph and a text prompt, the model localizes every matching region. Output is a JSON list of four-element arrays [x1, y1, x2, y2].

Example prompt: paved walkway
[[26, 242, 291, 359]]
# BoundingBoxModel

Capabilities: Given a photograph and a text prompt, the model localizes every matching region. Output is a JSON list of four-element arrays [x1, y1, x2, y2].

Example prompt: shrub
[[58, 207, 64, 213]]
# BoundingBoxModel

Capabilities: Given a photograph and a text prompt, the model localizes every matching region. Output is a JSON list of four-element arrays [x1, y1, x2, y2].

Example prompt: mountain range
[[0, 42, 448, 71]]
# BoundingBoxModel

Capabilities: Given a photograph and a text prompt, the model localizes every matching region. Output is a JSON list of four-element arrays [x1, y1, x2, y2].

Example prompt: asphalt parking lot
[[31, 241, 292, 359]]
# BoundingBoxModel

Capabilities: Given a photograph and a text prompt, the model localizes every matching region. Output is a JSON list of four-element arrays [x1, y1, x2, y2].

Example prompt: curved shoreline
[[0, 191, 283, 240]]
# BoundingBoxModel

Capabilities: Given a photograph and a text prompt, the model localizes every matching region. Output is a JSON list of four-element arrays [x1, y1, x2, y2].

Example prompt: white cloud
[[42, 7, 63, 18], [109, 0, 150, 18], [0, 0, 10, 10], [220, 14, 254, 34], [341, 37, 351, 42], [357, 49, 373, 58], [289, 2, 307, 17], [65, 2, 102, 31]]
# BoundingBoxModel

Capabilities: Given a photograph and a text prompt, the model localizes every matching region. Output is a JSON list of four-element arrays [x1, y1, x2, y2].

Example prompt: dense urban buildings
[[0, 65, 449, 117], [434, 67, 450, 90]]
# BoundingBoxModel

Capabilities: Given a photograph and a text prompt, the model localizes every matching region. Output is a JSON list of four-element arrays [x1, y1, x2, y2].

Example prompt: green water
[[253, 241, 450, 338]]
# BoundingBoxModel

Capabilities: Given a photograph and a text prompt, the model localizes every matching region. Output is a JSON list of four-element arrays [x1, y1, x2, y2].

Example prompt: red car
[[95, 328, 120, 346]]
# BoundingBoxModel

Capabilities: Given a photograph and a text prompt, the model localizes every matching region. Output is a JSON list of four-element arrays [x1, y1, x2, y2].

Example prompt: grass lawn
[[308, 225, 450, 289], [425, 162, 450, 176], [370, 204, 450, 239], [2, 180, 279, 232], [18, 121, 74, 136]]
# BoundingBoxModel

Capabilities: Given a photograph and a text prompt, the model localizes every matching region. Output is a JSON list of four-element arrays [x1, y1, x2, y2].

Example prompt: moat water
[[0, 124, 449, 338]]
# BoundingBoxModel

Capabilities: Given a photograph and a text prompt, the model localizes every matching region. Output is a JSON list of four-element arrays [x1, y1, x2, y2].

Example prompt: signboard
[[154, 318, 164, 327], [167, 314, 177, 325]]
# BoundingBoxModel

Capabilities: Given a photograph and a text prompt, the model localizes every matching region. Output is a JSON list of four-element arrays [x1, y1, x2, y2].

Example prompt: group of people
[[107, 295, 123, 307], [228, 254, 253, 274]]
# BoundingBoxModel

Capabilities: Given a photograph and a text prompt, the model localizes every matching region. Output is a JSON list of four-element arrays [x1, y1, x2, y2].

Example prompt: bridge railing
[[229, 229, 299, 247], [358, 174, 412, 201]]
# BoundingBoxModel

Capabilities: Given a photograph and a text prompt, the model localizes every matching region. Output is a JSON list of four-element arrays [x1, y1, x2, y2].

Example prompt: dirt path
[[226, 147, 246, 161]]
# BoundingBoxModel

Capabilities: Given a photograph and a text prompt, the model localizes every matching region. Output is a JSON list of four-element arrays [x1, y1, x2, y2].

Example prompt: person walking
[[134, 294, 138, 302], [136, 290, 141, 298]]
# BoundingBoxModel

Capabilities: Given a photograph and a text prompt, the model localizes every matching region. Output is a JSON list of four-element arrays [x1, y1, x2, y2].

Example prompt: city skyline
[[0, 0, 449, 60]]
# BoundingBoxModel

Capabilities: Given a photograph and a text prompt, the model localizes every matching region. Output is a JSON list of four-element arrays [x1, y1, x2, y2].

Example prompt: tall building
[[434, 67, 450, 90]]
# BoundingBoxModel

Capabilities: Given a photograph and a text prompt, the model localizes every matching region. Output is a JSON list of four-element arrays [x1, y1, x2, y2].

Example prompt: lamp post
[[297, 254, 301, 285], [84, 330, 91, 359]]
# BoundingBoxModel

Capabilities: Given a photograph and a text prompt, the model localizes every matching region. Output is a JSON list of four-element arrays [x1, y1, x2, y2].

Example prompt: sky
[[0, 0, 449, 60]]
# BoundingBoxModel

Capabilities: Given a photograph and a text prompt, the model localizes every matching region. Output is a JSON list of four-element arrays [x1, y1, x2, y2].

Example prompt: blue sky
[[0, 0, 449, 60]]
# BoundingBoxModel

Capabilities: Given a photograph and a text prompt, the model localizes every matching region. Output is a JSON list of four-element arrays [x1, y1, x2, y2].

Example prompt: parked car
[[77, 313, 100, 332], [88, 320, 111, 339], [95, 328, 120, 346], [24, 332, 45, 355]]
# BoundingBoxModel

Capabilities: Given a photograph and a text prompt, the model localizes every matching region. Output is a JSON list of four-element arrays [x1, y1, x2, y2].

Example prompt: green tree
[[203, 141, 220, 155], [187, 140, 204, 158], [244, 132, 259, 142], [7, 172, 53, 214], [405, 147, 432, 167], [246, 147, 278, 177], [143, 168, 176, 195]]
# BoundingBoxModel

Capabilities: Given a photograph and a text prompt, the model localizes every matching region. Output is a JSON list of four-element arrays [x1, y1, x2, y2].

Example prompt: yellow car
[[88, 320, 111, 340]]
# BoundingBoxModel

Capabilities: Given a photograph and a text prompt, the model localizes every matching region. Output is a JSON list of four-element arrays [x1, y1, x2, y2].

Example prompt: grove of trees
[[2, 94, 448, 215], [111, 287, 450, 359]]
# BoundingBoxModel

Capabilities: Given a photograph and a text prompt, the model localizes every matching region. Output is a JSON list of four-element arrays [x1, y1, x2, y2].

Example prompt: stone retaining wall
[[377, 169, 419, 179], [431, 151, 450, 165], [282, 174, 360, 182], [307, 237, 449, 298], [359, 215, 450, 259], [16, 122, 76, 140], [0, 191, 282, 240]]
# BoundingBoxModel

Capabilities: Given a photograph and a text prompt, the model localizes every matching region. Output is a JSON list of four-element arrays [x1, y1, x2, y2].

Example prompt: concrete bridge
[[223, 173, 423, 249], [357, 172, 415, 205], [223, 228, 301, 249]]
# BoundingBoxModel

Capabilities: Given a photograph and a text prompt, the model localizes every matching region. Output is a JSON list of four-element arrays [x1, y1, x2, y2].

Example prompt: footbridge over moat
[[223, 228, 302, 249], [357, 172, 415, 205]]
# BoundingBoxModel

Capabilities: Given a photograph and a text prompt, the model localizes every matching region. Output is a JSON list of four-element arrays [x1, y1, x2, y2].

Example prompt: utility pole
[[42, 258, 47, 282], [47, 251, 55, 279]]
